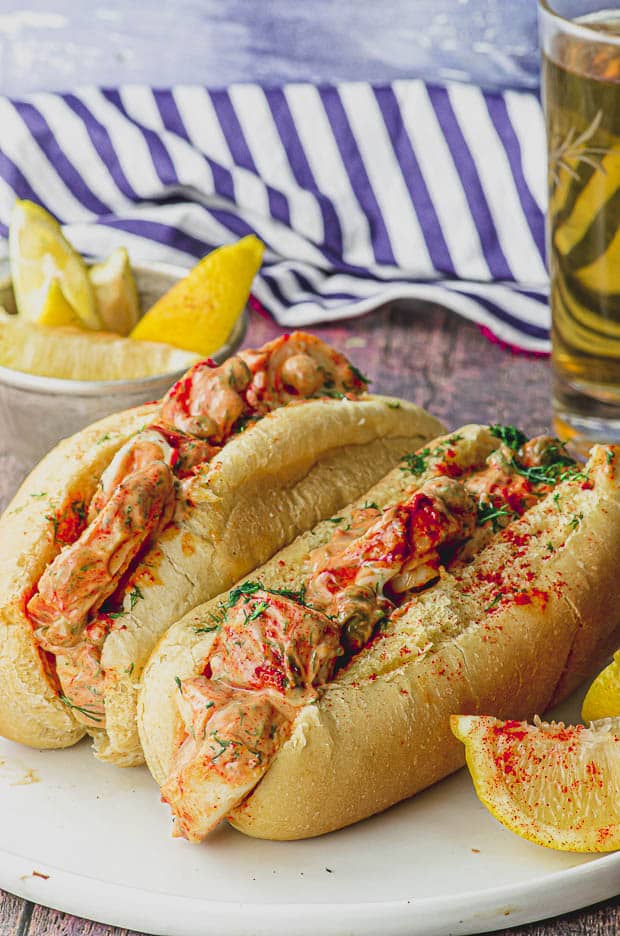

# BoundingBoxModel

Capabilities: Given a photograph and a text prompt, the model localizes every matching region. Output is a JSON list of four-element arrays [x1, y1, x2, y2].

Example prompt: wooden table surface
[[0, 302, 618, 936]]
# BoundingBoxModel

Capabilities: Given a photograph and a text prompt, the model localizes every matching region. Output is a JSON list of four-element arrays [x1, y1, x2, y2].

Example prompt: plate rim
[[2, 831, 618, 936]]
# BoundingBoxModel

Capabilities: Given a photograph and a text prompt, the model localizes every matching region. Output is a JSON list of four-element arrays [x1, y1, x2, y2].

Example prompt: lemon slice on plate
[[582, 652, 620, 722], [9, 199, 100, 329], [37, 278, 85, 329], [0, 318, 200, 381], [451, 714, 620, 852], [131, 235, 263, 355], [89, 247, 140, 336]]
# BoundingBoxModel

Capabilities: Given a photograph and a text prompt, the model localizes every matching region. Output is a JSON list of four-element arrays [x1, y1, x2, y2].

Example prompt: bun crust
[[0, 394, 442, 761], [139, 432, 620, 839]]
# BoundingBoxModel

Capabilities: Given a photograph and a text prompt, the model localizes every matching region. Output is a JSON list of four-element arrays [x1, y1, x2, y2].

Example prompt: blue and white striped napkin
[[0, 80, 550, 353]]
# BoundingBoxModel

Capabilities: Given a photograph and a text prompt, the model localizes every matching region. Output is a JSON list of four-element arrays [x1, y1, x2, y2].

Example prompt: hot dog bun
[[139, 428, 620, 840], [0, 379, 443, 763]]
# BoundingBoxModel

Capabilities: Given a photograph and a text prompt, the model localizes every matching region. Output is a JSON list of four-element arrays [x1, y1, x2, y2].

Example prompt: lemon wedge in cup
[[0, 317, 200, 381], [451, 714, 620, 852], [582, 652, 620, 722], [37, 278, 85, 329], [130, 235, 264, 355], [9, 199, 100, 329], [89, 247, 140, 336]]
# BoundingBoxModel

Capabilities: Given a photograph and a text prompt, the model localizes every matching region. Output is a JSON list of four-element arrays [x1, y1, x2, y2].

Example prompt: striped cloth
[[0, 80, 550, 353]]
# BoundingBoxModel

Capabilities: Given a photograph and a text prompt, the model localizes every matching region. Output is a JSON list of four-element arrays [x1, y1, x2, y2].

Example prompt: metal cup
[[0, 261, 247, 487]]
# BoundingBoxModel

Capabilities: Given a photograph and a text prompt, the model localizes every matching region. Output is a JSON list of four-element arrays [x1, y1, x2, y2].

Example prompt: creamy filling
[[163, 431, 582, 840], [26, 332, 368, 727]]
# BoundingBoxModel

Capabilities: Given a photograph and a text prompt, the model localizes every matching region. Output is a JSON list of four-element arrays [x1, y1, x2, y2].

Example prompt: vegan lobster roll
[[138, 425, 620, 841], [0, 331, 444, 765]]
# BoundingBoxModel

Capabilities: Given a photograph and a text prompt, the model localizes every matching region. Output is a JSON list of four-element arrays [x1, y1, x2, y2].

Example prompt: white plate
[[0, 684, 618, 936]]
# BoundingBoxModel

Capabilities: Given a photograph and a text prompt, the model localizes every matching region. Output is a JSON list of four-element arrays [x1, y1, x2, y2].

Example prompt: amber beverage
[[540, 2, 620, 448]]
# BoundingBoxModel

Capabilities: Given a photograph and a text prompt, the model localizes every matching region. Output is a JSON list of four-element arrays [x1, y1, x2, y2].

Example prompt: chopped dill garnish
[[489, 424, 527, 451], [59, 695, 103, 723]]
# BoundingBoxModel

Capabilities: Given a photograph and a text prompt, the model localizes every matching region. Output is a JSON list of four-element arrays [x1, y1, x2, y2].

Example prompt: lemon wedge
[[89, 247, 140, 336], [582, 652, 620, 722], [9, 199, 100, 329], [451, 714, 620, 852], [0, 317, 200, 381], [130, 235, 263, 355], [37, 278, 85, 329]]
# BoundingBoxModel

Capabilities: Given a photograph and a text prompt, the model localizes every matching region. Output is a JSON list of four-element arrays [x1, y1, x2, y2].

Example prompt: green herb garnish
[[476, 502, 513, 532], [129, 585, 144, 611], [71, 500, 87, 524], [485, 592, 504, 612], [349, 364, 371, 385], [400, 448, 431, 476], [210, 733, 232, 762], [194, 622, 221, 634], [59, 694, 103, 723], [510, 454, 583, 487], [248, 600, 270, 622], [489, 424, 527, 451], [227, 580, 307, 608], [46, 513, 60, 541]]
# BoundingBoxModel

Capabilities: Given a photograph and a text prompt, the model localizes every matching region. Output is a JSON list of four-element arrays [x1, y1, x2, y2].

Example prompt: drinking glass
[[539, 1, 620, 451]]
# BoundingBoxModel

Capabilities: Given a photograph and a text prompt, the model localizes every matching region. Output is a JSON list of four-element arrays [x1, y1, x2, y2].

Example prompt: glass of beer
[[539, 1, 620, 450]]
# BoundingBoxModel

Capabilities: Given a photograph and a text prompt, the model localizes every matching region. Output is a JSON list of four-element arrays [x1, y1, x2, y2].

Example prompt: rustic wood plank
[[492, 896, 620, 936], [0, 891, 31, 936], [26, 903, 129, 936]]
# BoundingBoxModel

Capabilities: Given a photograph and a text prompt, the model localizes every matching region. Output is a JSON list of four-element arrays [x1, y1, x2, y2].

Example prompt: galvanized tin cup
[[0, 260, 248, 477]]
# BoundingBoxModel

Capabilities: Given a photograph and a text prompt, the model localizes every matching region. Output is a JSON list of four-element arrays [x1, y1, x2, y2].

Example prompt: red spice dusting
[[132, 568, 162, 588], [501, 529, 531, 548], [181, 533, 195, 557], [254, 664, 288, 692], [529, 587, 549, 608], [49, 498, 88, 546], [494, 720, 529, 741], [435, 461, 463, 478], [513, 593, 531, 606]]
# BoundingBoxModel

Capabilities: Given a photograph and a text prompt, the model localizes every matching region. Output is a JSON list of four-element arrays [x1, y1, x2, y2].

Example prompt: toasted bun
[[0, 393, 443, 761], [139, 436, 620, 840]]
